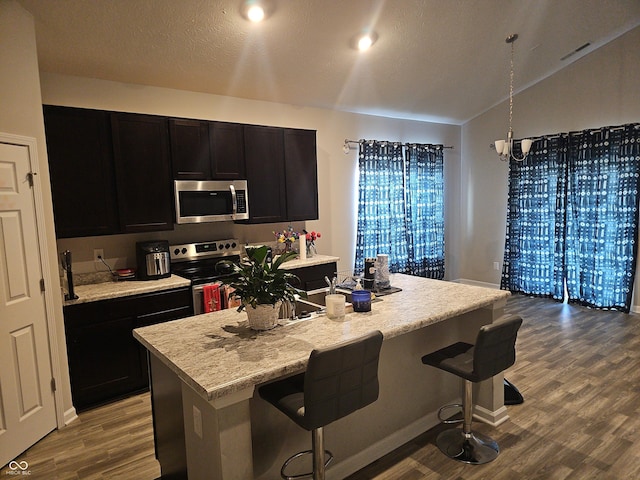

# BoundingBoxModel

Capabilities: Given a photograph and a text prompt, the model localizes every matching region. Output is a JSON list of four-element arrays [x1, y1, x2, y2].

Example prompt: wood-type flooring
[[4, 294, 640, 479]]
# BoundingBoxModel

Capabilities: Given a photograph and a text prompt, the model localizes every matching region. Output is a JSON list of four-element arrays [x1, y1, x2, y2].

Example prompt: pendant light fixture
[[495, 34, 532, 162]]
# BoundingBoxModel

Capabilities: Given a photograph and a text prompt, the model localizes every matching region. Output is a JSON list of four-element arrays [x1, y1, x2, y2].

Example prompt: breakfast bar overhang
[[134, 275, 511, 480]]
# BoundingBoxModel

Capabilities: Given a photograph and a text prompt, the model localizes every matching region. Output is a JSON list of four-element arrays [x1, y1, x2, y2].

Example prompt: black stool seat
[[421, 316, 522, 464], [259, 330, 384, 480]]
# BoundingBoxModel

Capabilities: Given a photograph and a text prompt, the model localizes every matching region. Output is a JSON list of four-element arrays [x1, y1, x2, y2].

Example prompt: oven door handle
[[230, 184, 237, 219]]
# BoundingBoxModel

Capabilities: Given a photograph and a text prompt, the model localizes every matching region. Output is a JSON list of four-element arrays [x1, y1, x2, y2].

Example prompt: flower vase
[[306, 243, 317, 257]]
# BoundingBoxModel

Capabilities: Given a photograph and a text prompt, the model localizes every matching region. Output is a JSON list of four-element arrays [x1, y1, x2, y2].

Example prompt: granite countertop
[[64, 274, 191, 306], [133, 274, 510, 403], [275, 254, 339, 269]]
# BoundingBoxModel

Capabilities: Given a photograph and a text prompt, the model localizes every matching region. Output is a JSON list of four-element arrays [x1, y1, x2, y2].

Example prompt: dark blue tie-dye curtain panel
[[355, 141, 407, 273], [501, 136, 567, 300], [405, 145, 445, 278], [564, 126, 640, 312], [502, 124, 640, 313], [355, 140, 445, 278]]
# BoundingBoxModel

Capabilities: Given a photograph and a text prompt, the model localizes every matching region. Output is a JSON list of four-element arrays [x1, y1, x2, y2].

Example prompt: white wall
[[461, 26, 640, 303], [0, 1, 74, 422], [44, 74, 461, 279]]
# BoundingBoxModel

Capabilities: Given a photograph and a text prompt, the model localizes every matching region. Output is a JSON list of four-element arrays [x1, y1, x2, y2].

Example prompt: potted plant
[[222, 245, 306, 330]]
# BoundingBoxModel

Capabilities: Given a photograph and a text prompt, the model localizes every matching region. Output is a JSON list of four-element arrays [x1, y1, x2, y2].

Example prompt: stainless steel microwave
[[174, 180, 249, 224]]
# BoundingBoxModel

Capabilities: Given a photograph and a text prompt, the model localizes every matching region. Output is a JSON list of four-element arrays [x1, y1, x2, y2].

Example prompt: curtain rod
[[344, 138, 454, 151]]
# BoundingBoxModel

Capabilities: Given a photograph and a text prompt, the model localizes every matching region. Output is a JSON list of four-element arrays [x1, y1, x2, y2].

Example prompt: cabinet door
[[43, 106, 119, 237], [169, 118, 211, 179], [288, 262, 337, 291], [210, 122, 245, 179], [284, 129, 318, 221], [111, 113, 174, 232], [65, 314, 143, 410], [243, 125, 286, 223]]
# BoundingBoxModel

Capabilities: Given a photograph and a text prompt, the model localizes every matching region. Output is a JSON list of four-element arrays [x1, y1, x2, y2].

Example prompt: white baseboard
[[452, 278, 500, 289], [63, 407, 78, 426]]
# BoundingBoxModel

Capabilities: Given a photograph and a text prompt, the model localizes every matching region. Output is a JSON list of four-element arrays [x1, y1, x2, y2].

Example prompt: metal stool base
[[281, 449, 333, 480], [436, 428, 499, 465]]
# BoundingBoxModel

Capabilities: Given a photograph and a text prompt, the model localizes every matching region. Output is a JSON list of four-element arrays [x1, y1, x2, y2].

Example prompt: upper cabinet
[[111, 113, 174, 233], [210, 121, 245, 179], [169, 119, 245, 180], [169, 118, 211, 179], [284, 128, 318, 221], [44, 106, 120, 238], [243, 126, 319, 224], [244, 125, 287, 223]]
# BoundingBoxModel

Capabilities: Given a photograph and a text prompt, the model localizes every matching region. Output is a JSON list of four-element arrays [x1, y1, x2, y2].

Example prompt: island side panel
[[149, 354, 188, 479], [181, 383, 255, 480]]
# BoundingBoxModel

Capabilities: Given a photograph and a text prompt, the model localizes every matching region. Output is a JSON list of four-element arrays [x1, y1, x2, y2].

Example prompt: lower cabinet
[[63, 287, 192, 411], [287, 262, 338, 291]]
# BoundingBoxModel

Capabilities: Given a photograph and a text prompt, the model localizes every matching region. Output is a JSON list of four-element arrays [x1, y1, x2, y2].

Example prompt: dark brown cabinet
[[243, 126, 318, 223], [44, 106, 119, 238], [244, 125, 287, 223], [288, 262, 338, 291], [284, 128, 318, 221], [169, 119, 245, 180], [210, 121, 245, 179], [111, 113, 174, 232], [64, 287, 192, 411], [169, 118, 211, 179]]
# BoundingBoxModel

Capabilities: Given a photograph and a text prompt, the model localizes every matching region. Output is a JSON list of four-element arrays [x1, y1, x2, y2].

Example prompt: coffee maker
[[136, 240, 171, 280]]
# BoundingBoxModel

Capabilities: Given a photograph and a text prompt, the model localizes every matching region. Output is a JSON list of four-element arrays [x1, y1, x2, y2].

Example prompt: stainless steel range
[[170, 239, 241, 315]]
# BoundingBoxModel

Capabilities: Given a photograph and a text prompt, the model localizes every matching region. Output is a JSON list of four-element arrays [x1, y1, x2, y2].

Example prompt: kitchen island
[[134, 274, 511, 480]]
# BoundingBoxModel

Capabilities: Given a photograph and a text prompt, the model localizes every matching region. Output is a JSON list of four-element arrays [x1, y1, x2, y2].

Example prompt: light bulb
[[247, 5, 265, 22], [358, 35, 373, 51]]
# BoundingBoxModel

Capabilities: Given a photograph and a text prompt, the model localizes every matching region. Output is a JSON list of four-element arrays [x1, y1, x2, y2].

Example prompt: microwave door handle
[[230, 184, 237, 219]]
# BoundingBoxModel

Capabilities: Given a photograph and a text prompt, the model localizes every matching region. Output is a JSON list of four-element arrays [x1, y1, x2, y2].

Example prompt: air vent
[[560, 42, 591, 61]]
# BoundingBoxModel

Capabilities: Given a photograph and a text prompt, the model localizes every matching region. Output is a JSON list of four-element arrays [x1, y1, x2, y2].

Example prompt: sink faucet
[[325, 276, 337, 294]]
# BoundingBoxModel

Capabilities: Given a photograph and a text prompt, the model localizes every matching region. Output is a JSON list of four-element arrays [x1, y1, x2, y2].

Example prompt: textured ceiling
[[16, 0, 640, 125]]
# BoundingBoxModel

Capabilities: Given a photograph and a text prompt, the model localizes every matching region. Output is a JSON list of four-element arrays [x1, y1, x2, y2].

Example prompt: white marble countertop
[[134, 274, 510, 402], [64, 274, 191, 306]]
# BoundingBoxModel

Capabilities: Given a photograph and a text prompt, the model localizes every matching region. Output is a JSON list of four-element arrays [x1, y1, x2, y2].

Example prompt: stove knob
[[218, 243, 224, 250], [225, 243, 230, 249], [182, 248, 187, 254], [174, 248, 180, 255], [231, 242, 237, 248]]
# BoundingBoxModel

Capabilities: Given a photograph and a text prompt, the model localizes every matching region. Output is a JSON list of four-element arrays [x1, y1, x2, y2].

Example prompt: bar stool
[[259, 330, 384, 480], [421, 316, 522, 464]]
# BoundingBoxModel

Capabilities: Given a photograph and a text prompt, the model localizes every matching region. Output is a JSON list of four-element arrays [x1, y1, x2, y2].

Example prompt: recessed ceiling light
[[240, 1, 275, 22], [351, 31, 378, 51]]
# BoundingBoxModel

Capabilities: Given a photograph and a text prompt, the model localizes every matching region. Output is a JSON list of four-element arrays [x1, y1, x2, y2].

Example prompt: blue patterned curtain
[[501, 136, 567, 299], [355, 140, 445, 278], [501, 124, 640, 312], [564, 126, 640, 311], [405, 145, 445, 278]]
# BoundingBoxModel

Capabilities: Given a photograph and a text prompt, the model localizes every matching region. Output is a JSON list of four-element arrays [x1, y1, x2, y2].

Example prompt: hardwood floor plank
[[3, 294, 639, 479]]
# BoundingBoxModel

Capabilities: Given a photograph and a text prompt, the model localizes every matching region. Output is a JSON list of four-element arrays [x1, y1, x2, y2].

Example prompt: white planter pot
[[245, 301, 282, 330]]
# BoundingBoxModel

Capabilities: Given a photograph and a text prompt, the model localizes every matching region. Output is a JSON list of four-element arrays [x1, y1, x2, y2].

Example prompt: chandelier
[[494, 34, 532, 162]]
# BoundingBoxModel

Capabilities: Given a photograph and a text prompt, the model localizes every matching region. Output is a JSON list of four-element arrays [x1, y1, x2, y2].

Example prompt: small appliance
[[174, 179, 249, 224], [136, 240, 171, 280]]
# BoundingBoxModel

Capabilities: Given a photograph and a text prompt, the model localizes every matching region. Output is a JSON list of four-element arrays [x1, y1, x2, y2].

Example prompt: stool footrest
[[281, 449, 334, 480], [438, 403, 464, 424]]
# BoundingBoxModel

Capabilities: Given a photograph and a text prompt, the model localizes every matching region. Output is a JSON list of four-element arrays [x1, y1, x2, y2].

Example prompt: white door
[[0, 141, 56, 467]]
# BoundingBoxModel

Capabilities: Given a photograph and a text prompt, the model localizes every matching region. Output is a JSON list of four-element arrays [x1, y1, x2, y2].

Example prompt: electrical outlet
[[93, 249, 104, 263], [493, 262, 500, 271], [193, 405, 203, 439]]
